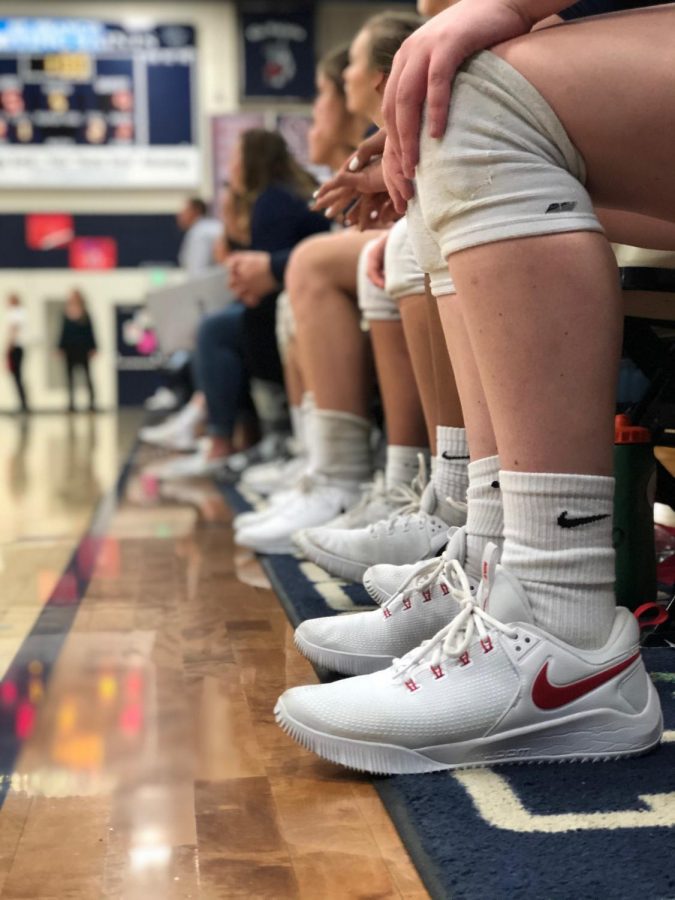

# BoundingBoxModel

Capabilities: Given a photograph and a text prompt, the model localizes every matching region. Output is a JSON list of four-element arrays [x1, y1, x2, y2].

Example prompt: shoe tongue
[[419, 481, 436, 514], [483, 565, 535, 625], [445, 526, 466, 562]]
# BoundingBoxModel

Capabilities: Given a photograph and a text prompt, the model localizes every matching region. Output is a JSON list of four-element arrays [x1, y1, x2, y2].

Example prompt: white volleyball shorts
[[275, 290, 294, 362], [357, 236, 401, 322], [415, 51, 603, 261]]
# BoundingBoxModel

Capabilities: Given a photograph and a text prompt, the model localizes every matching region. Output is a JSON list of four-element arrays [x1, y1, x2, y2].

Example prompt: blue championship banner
[[241, 8, 315, 101]]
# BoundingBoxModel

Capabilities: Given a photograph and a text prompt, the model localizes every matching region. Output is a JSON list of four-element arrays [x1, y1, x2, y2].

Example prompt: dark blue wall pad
[[0, 214, 182, 268]]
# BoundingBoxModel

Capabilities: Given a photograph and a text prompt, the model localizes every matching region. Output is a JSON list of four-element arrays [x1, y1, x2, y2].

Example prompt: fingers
[[313, 185, 356, 216], [314, 170, 353, 199], [357, 197, 376, 231], [313, 165, 386, 212], [350, 129, 387, 170], [382, 139, 413, 216], [366, 236, 387, 289], [357, 160, 387, 195], [313, 166, 388, 224], [426, 51, 456, 140], [355, 194, 395, 231], [394, 51, 431, 180], [383, 43, 405, 161]]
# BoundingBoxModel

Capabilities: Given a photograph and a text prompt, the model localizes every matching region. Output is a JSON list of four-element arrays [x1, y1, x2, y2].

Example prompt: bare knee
[[287, 234, 336, 295]]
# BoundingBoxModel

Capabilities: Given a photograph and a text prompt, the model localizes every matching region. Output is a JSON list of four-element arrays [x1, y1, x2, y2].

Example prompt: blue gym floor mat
[[220, 483, 675, 900]]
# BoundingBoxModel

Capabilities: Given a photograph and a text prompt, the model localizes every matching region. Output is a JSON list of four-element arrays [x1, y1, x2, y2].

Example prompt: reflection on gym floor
[[0, 413, 425, 899]]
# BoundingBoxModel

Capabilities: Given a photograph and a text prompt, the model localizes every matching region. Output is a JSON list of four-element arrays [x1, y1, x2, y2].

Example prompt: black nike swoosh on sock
[[441, 453, 470, 461], [557, 511, 610, 529]]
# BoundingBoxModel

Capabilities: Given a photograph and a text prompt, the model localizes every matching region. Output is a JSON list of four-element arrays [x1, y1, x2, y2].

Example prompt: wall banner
[[241, 8, 315, 101]]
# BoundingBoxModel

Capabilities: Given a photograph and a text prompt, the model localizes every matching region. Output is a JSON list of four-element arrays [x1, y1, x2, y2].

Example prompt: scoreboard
[[0, 18, 199, 189]]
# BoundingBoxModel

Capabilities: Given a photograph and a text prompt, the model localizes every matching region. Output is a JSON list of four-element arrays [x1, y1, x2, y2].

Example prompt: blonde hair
[[361, 12, 424, 75], [317, 45, 350, 98]]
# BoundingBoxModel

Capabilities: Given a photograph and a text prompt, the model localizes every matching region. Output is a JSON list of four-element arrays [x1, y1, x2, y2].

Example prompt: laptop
[[146, 269, 235, 354]]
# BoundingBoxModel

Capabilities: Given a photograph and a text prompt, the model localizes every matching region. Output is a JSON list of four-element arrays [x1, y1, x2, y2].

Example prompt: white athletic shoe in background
[[235, 476, 361, 555], [314, 472, 422, 531], [294, 528, 478, 675], [294, 479, 466, 583], [233, 466, 319, 531], [240, 454, 308, 497], [139, 402, 204, 452], [232, 488, 297, 532], [144, 386, 180, 412], [276, 557, 663, 774], [145, 439, 227, 481], [293, 473, 420, 558]]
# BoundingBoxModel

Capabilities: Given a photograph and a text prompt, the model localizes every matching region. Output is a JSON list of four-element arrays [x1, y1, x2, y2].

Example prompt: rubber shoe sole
[[236, 534, 297, 555], [299, 532, 447, 585], [274, 688, 663, 776]]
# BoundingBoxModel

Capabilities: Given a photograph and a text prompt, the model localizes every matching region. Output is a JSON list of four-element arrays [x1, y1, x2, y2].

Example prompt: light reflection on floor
[[0, 413, 427, 899]]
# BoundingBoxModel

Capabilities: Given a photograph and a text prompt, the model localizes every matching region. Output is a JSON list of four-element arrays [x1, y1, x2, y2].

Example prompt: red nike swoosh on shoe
[[532, 652, 641, 710]]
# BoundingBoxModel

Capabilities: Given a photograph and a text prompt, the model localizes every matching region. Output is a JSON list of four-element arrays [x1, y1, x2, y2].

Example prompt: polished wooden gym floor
[[0, 413, 427, 900]]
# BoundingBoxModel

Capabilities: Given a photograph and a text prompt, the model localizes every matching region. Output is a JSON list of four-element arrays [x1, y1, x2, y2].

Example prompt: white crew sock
[[289, 391, 314, 457], [309, 410, 372, 484], [385, 445, 429, 490], [500, 470, 616, 650], [464, 456, 504, 580], [434, 427, 469, 503], [290, 405, 304, 447]]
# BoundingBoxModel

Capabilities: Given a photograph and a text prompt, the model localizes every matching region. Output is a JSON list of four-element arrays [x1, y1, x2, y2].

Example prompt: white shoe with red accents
[[293, 478, 465, 583], [363, 558, 431, 606], [276, 556, 662, 774], [294, 528, 478, 676]]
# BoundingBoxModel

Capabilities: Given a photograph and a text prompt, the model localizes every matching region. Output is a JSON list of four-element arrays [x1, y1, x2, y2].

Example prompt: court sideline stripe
[[0, 438, 140, 804]]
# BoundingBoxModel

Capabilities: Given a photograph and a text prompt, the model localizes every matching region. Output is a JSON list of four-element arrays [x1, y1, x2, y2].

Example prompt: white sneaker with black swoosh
[[275, 557, 662, 774]]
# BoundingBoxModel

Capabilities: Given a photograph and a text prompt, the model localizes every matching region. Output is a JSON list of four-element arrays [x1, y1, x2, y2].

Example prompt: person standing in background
[[6, 293, 29, 414], [58, 289, 97, 413], [176, 197, 224, 276]]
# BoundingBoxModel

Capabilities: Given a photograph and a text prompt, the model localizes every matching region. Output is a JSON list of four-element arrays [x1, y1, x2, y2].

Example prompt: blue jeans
[[194, 303, 255, 438]]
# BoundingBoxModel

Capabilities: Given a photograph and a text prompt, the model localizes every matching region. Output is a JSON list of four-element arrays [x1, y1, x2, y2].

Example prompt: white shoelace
[[367, 481, 426, 535], [381, 550, 461, 614], [392, 561, 517, 680], [346, 472, 388, 516]]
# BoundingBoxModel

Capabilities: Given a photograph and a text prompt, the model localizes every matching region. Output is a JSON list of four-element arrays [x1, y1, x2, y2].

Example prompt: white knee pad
[[612, 245, 675, 269], [406, 199, 456, 297], [384, 217, 426, 300], [357, 238, 401, 322], [415, 51, 602, 260], [275, 290, 295, 363]]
